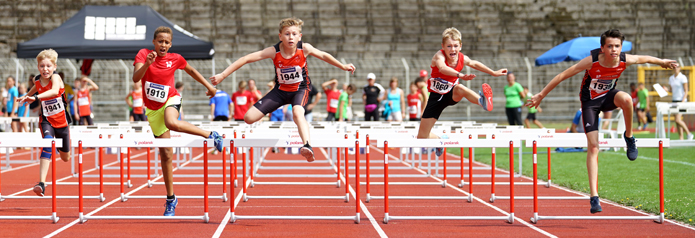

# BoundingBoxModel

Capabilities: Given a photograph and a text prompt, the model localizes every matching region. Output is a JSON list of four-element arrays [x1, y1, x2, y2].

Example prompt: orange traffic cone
[[671, 125, 676, 133]]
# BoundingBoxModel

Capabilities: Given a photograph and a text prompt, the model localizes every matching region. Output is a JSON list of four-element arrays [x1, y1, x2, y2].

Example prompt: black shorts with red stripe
[[254, 87, 312, 115]]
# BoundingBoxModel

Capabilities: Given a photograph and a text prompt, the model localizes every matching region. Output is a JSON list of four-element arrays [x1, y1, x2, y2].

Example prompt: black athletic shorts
[[581, 89, 620, 133], [526, 112, 536, 121], [133, 113, 146, 121], [40, 121, 70, 153], [253, 87, 311, 115], [421, 90, 458, 120], [213, 115, 229, 121]]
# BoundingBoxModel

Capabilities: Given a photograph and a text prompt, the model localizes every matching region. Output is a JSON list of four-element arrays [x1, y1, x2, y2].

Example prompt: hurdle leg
[[203, 141, 209, 223], [51, 141, 59, 223], [230, 141, 236, 223], [531, 141, 538, 223], [354, 140, 360, 224], [119, 148, 126, 202], [468, 147, 473, 202], [442, 149, 447, 188], [546, 147, 551, 188], [383, 141, 389, 224], [344, 147, 349, 202], [222, 146, 227, 202], [490, 146, 496, 203], [658, 140, 664, 224], [458, 148, 464, 188], [508, 141, 515, 224], [366, 135, 371, 202], [127, 148, 132, 188]]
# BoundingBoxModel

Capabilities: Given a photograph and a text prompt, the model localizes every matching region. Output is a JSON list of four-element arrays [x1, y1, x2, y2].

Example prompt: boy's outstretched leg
[[163, 107, 223, 152]]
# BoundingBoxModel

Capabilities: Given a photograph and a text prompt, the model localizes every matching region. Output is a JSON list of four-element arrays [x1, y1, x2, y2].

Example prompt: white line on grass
[[606, 151, 695, 167], [371, 146, 558, 238]]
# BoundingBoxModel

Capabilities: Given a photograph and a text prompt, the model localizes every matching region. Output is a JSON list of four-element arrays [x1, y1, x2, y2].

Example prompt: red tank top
[[407, 93, 421, 119], [273, 41, 310, 92], [579, 49, 627, 101], [77, 87, 91, 116], [35, 75, 68, 128], [428, 50, 464, 94], [131, 90, 144, 114]]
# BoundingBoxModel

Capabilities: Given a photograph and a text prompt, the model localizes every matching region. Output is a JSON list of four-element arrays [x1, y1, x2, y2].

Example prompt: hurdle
[[0, 139, 60, 223], [79, 138, 212, 223], [229, 138, 361, 223], [0, 132, 41, 169], [529, 138, 669, 224], [379, 138, 515, 224]]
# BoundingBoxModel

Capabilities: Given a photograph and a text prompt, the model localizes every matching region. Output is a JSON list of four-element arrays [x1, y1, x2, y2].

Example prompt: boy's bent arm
[[184, 63, 217, 98], [212, 47, 275, 85]]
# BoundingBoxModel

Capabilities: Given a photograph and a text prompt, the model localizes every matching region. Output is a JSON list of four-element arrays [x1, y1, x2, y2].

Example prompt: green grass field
[[446, 127, 695, 226]]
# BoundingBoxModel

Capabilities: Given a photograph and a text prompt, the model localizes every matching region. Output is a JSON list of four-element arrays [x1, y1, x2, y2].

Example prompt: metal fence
[[2, 56, 692, 123]]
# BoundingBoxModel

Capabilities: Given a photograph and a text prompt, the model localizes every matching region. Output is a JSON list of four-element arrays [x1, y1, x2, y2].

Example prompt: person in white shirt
[[668, 66, 693, 140]]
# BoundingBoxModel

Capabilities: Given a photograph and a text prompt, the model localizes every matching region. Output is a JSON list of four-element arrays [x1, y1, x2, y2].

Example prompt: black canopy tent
[[17, 5, 214, 59]]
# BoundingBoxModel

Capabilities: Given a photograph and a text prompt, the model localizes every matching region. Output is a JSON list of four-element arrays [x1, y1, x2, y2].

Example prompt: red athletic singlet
[[579, 49, 627, 101], [272, 41, 311, 92], [428, 50, 464, 94], [131, 89, 144, 114], [407, 93, 422, 119], [35, 75, 68, 128]]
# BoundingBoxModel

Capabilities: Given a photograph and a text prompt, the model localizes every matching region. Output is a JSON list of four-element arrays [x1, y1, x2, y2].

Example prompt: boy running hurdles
[[17, 49, 72, 197], [417, 27, 506, 156], [526, 29, 678, 213], [132, 26, 223, 216], [210, 17, 356, 162]]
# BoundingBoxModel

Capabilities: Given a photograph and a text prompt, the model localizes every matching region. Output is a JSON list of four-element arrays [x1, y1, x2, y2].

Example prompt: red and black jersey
[[273, 41, 311, 92], [579, 49, 627, 102]]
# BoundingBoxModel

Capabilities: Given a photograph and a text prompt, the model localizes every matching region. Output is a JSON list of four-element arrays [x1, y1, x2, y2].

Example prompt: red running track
[[1, 143, 694, 237]]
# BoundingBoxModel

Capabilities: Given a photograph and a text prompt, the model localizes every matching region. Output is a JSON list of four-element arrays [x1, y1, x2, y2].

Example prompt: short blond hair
[[279, 17, 303, 33], [442, 27, 462, 45], [36, 49, 58, 66]]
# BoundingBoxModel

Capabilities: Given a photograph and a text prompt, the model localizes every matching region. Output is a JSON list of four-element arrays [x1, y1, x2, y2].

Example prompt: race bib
[[145, 82, 169, 103], [132, 98, 143, 107], [235, 96, 247, 105], [590, 79, 614, 93], [429, 78, 458, 94], [42, 98, 65, 117], [409, 105, 418, 114], [77, 96, 90, 106], [329, 99, 339, 109], [276, 66, 304, 85]]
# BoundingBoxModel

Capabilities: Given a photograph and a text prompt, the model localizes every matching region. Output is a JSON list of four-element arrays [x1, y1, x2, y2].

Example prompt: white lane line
[[212, 148, 269, 238], [7, 151, 104, 196], [44, 149, 208, 238], [606, 151, 695, 167], [371, 146, 557, 238], [1, 150, 96, 173], [321, 148, 388, 238]]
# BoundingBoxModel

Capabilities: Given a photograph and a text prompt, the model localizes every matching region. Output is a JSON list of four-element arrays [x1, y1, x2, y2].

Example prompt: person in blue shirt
[[14, 83, 30, 132], [5, 76, 19, 132], [210, 89, 233, 121]]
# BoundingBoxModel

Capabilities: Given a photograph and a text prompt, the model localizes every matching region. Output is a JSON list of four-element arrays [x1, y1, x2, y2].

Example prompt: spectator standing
[[76, 76, 99, 125], [210, 89, 233, 121], [363, 73, 384, 121], [321, 78, 340, 121], [504, 71, 524, 125], [231, 80, 252, 122], [668, 67, 693, 140]]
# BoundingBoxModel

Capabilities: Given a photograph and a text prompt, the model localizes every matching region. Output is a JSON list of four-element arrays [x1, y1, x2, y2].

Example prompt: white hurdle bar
[[79, 138, 215, 223], [0, 139, 61, 223], [229, 138, 361, 224], [529, 138, 668, 224], [379, 138, 516, 224]]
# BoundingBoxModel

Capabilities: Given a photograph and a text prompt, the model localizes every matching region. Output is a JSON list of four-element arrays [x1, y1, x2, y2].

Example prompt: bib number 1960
[[145, 82, 170, 103]]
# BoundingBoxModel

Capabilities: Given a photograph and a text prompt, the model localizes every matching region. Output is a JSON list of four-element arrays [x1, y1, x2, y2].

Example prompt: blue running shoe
[[623, 132, 638, 161], [209, 131, 223, 152], [164, 197, 178, 216], [435, 135, 449, 157], [590, 196, 602, 214]]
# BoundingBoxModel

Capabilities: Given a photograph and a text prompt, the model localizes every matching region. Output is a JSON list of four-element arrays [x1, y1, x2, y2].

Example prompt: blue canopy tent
[[535, 37, 632, 66]]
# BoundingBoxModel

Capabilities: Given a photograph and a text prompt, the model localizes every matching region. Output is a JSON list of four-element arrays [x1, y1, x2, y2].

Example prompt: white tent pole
[[64, 59, 78, 81], [524, 57, 532, 93]]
